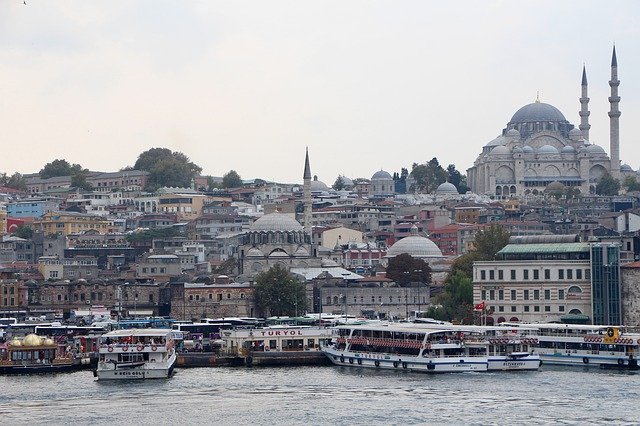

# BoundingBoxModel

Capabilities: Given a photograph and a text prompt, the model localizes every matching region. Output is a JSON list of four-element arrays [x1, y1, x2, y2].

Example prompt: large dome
[[436, 181, 458, 195], [386, 225, 443, 259], [250, 212, 303, 232], [310, 176, 329, 192], [509, 102, 566, 124], [372, 170, 393, 180]]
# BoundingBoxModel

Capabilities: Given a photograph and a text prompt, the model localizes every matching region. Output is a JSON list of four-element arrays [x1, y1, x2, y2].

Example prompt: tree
[[410, 158, 448, 193], [222, 170, 243, 188], [332, 176, 345, 191], [431, 270, 474, 323], [71, 170, 93, 191], [13, 224, 33, 239], [133, 148, 202, 192], [623, 176, 640, 192], [253, 265, 307, 317], [595, 171, 620, 196], [446, 164, 470, 194], [206, 176, 221, 191], [447, 225, 510, 281], [0, 172, 27, 190], [39, 159, 84, 179], [385, 253, 432, 287]]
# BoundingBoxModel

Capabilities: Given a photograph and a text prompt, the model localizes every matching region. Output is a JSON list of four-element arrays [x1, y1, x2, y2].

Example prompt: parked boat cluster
[[1, 315, 639, 379]]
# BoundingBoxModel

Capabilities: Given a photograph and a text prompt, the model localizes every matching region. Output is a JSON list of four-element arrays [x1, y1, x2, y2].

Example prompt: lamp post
[[341, 272, 349, 320], [415, 269, 423, 318]]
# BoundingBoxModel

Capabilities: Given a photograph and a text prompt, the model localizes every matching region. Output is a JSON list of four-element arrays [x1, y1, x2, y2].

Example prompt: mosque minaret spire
[[579, 64, 591, 141], [609, 45, 621, 179], [303, 148, 312, 236]]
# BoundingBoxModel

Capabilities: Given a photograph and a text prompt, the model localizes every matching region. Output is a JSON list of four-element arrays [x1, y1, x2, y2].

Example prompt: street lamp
[[341, 272, 349, 319]]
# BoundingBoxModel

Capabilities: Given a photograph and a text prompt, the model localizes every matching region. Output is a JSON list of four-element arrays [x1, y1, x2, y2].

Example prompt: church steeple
[[579, 64, 591, 141], [609, 45, 621, 179]]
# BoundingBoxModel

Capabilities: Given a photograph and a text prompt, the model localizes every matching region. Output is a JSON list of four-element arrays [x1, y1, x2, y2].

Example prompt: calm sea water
[[0, 365, 638, 425]]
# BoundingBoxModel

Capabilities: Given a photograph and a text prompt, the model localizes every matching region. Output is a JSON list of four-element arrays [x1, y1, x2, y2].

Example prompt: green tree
[[253, 265, 307, 317], [446, 164, 470, 194], [432, 270, 474, 323], [71, 170, 93, 191], [222, 170, 243, 188], [623, 176, 640, 192], [206, 176, 221, 191], [0, 172, 27, 190], [410, 158, 448, 193], [595, 171, 620, 196], [448, 225, 510, 281], [332, 176, 345, 191], [134, 148, 202, 192], [39, 159, 84, 179], [13, 224, 33, 239], [385, 253, 432, 287]]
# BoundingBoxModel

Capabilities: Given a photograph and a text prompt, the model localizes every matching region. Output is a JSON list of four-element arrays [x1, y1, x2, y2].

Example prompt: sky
[[1, 1, 639, 184]]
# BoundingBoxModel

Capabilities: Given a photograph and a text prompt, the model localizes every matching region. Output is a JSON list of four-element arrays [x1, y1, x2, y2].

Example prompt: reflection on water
[[0, 365, 638, 425]]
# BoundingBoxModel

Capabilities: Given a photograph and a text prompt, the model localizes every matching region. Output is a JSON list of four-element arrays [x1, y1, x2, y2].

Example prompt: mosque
[[467, 47, 625, 197]]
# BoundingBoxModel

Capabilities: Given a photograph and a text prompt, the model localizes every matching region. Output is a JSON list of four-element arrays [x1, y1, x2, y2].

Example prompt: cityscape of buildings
[[1, 47, 640, 327]]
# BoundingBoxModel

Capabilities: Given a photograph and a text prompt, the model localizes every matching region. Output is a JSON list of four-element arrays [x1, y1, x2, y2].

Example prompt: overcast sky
[[1, 1, 639, 184]]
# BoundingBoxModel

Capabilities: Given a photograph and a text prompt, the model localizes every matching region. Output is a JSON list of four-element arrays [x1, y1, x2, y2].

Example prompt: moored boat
[[94, 329, 178, 380], [501, 323, 640, 370], [0, 334, 76, 374], [323, 322, 541, 373]]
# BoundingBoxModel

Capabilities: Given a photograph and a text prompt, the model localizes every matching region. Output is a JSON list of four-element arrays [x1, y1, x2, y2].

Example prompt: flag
[[474, 302, 486, 311]]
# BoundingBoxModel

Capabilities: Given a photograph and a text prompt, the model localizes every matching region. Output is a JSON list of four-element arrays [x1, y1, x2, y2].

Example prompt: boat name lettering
[[259, 330, 303, 336]]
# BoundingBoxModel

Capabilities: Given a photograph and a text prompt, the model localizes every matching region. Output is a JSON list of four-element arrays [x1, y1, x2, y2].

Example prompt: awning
[[560, 314, 590, 324]]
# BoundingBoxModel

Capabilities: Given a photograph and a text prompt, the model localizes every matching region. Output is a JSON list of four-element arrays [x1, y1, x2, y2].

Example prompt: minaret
[[303, 148, 312, 236], [609, 46, 621, 179], [579, 65, 591, 141]]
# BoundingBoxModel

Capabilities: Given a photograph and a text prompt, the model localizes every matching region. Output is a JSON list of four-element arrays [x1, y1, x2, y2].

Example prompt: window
[[511, 306, 517, 312], [558, 289, 565, 300], [585, 269, 591, 280], [489, 270, 495, 280], [576, 269, 582, 280], [524, 270, 529, 280], [559, 305, 565, 312], [544, 290, 550, 300], [544, 306, 551, 312], [533, 270, 539, 280], [558, 269, 564, 280], [567, 269, 573, 280], [481, 270, 486, 280], [524, 290, 529, 300], [195, 294, 200, 301], [498, 290, 504, 300], [534, 306, 540, 312], [544, 269, 550, 280], [489, 290, 495, 300], [511, 289, 516, 300], [511, 270, 516, 280], [498, 306, 504, 312], [498, 270, 504, 280], [524, 306, 530, 312], [533, 290, 539, 300]]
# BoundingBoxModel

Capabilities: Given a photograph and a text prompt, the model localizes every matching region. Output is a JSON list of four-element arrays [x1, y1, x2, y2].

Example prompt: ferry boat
[[94, 329, 178, 380], [221, 325, 334, 366], [323, 322, 541, 373], [0, 333, 76, 374], [501, 323, 640, 370]]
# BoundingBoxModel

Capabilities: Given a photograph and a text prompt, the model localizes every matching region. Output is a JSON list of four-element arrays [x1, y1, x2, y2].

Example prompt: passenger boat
[[0, 333, 76, 374], [501, 323, 640, 370], [94, 329, 178, 380], [222, 325, 334, 366], [323, 322, 541, 373]]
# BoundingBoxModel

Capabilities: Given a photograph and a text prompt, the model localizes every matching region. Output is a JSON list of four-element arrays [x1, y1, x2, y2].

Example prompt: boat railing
[[100, 342, 167, 352]]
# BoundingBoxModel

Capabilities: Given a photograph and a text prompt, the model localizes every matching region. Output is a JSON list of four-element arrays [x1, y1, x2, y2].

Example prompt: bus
[[34, 325, 107, 347], [171, 322, 233, 350], [115, 318, 176, 330]]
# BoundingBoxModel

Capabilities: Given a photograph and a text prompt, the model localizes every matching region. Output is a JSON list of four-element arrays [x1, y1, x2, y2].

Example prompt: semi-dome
[[338, 176, 354, 187], [561, 145, 576, 153], [506, 128, 521, 138], [246, 247, 265, 257], [250, 212, 303, 232], [522, 145, 534, 153], [386, 225, 443, 259], [436, 181, 458, 195], [538, 145, 559, 154], [568, 128, 583, 138], [491, 145, 510, 155], [621, 164, 634, 172], [486, 136, 508, 147], [371, 170, 393, 180], [545, 181, 565, 192], [512, 146, 523, 153], [509, 102, 567, 123]]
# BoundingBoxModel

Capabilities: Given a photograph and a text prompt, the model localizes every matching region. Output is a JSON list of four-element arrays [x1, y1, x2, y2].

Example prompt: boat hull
[[96, 357, 176, 380], [487, 356, 541, 371], [538, 352, 640, 370], [0, 363, 78, 375]]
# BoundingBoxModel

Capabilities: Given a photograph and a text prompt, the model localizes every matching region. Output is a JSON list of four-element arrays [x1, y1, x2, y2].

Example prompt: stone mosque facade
[[468, 47, 623, 197]]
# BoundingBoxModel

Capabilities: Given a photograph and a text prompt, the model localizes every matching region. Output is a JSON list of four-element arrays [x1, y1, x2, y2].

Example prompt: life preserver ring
[[357, 358, 362, 365], [374, 360, 380, 367], [402, 362, 408, 369], [583, 357, 589, 364], [340, 355, 345, 363], [349, 358, 354, 364], [393, 361, 399, 368], [618, 359, 625, 366], [107, 346, 113, 352], [151, 345, 158, 351], [123, 345, 129, 352], [583, 336, 589, 342], [137, 345, 144, 351]]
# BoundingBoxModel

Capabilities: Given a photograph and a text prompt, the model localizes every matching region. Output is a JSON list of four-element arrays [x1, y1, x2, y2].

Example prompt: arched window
[[497, 317, 506, 324], [509, 317, 519, 322], [568, 286, 582, 294], [326, 296, 331, 305], [568, 308, 583, 315]]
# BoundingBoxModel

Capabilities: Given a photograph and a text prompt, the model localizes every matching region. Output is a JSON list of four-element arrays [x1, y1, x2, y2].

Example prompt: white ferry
[[94, 329, 178, 380], [501, 323, 640, 370], [222, 325, 334, 366], [323, 322, 541, 373]]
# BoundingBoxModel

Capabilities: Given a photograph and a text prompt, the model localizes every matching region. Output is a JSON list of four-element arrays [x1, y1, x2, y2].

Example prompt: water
[[0, 365, 638, 425]]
